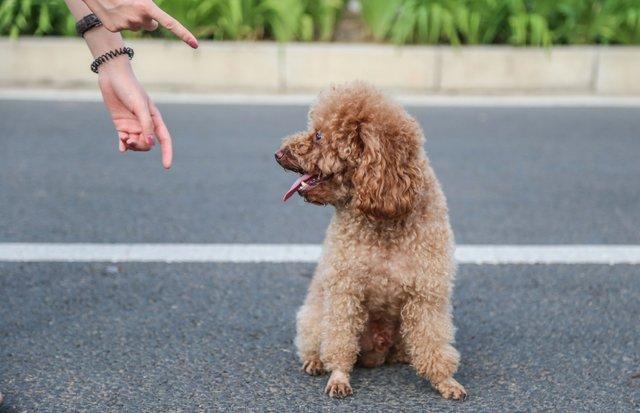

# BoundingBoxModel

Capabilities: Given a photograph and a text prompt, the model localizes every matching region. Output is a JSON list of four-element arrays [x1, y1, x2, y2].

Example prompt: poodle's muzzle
[[275, 148, 328, 204]]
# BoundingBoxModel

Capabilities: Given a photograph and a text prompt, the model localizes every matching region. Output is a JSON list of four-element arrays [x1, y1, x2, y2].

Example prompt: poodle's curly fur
[[275, 81, 466, 400]]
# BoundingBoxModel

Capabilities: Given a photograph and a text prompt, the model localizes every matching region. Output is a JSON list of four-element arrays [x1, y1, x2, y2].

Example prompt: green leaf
[[361, 0, 401, 40], [36, 3, 52, 35], [300, 13, 313, 41]]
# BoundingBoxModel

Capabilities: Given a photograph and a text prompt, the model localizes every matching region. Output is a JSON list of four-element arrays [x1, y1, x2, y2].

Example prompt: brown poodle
[[275, 81, 466, 400]]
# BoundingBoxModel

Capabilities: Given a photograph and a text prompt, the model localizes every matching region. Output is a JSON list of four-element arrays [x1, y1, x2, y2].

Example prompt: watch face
[[76, 14, 102, 37]]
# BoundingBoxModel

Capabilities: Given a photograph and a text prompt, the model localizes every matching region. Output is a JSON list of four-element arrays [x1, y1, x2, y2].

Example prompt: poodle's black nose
[[275, 149, 285, 160]]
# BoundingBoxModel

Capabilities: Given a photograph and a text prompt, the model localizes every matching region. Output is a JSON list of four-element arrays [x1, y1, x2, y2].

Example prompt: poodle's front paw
[[324, 371, 353, 398], [434, 378, 467, 400], [301, 358, 326, 376]]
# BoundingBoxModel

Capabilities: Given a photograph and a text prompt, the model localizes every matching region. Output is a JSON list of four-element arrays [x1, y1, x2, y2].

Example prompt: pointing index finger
[[150, 102, 173, 169], [147, 3, 198, 49]]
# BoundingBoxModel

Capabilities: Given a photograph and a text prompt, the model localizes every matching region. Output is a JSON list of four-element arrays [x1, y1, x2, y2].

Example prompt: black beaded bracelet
[[76, 13, 102, 37], [90, 47, 135, 74]]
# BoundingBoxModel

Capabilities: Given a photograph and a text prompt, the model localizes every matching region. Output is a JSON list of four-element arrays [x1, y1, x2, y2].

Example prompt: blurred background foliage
[[155, 0, 344, 41], [1, 0, 640, 45], [0, 0, 346, 40], [361, 0, 640, 46]]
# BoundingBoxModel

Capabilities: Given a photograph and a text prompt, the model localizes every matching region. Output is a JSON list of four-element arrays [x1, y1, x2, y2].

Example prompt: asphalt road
[[1, 263, 639, 412], [1, 101, 639, 244], [1, 99, 639, 412]]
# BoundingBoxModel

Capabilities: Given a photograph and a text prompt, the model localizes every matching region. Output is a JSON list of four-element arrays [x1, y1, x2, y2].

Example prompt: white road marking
[[454, 245, 640, 264], [0, 243, 639, 264], [2, 89, 640, 107]]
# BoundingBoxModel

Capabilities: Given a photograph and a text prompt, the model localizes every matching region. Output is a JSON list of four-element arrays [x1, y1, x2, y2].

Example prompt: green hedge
[[0, 0, 346, 40], [2, 0, 640, 45], [362, 0, 640, 46]]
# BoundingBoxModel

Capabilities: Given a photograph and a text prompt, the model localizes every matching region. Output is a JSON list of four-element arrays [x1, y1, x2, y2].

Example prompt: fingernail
[[147, 135, 154, 146], [189, 39, 198, 49]]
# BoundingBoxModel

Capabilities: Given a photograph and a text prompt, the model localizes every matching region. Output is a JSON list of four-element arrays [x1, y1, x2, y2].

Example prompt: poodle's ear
[[351, 121, 424, 220]]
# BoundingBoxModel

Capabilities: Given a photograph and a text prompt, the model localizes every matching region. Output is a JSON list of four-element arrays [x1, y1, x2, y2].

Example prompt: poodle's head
[[275, 81, 425, 220]]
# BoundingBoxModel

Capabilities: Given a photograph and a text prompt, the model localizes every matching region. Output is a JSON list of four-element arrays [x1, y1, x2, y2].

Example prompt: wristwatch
[[76, 13, 103, 37]]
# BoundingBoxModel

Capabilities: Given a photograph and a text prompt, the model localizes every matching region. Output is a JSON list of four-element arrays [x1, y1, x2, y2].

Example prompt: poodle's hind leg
[[401, 298, 467, 400], [295, 276, 326, 376]]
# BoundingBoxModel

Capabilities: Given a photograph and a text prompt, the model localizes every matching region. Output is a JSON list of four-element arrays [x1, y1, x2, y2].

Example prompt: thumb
[[142, 18, 159, 31]]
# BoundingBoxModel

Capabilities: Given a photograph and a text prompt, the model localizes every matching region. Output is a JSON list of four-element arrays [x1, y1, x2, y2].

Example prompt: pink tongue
[[283, 173, 313, 202]]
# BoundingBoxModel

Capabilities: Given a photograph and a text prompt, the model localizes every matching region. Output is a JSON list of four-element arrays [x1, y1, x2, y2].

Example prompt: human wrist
[[83, 25, 124, 58], [95, 52, 133, 76]]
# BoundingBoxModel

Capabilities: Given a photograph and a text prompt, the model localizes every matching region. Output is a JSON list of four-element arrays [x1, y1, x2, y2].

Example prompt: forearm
[[64, 0, 92, 19], [65, 0, 125, 59]]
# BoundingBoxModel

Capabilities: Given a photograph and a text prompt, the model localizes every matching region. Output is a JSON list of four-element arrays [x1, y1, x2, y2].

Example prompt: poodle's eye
[[315, 131, 323, 141]]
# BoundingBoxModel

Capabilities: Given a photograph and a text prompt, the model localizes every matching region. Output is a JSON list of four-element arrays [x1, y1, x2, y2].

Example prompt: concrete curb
[[1, 38, 639, 94]]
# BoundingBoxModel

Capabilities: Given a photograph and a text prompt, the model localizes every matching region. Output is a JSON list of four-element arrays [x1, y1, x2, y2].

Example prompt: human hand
[[82, 0, 198, 48], [97, 57, 173, 168]]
